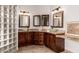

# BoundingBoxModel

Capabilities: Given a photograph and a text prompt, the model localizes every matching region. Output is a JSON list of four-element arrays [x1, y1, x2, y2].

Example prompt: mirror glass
[[52, 11, 63, 28], [41, 15, 49, 26], [19, 15, 30, 27], [33, 15, 40, 26]]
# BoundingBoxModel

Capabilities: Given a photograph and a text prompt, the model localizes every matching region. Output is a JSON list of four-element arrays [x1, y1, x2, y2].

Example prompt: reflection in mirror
[[41, 15, 49, 26], [19, 15, 30, 28], [33, 15, 40, 26], [52, 11, 63, 28]]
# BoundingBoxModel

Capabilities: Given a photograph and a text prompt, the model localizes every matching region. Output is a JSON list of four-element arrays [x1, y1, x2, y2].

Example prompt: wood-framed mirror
[[33, 15, 41, 26], [19, 14, 30, 28], [41, 15, 49, 26], [52, 11, 64, 28]]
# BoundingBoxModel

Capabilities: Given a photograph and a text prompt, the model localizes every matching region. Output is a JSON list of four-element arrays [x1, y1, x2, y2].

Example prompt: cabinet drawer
[[39, 40, 44, 44], [39, 33, 44, 36], [39, 36, 43, 39]]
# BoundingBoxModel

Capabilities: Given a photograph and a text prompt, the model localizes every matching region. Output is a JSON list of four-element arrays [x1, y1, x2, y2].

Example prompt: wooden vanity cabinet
[[33, 32, 44, 45], [44, 33, 50, 47], [18, 31, 64, 52], [44, 33, 64, 52], [18, 32, 27, 47], [44, 33, 57, 51], [49, 34, 60, 52], [18, 32, 33, 47], [44, 33, 52, 48], [18, 32, 44, 47], [49, 34, 56, 50], [49, 35, 65, 52], [55, 37, 64, 52]]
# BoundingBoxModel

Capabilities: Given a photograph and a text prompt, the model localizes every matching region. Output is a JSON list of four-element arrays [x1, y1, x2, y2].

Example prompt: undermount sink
[[28, 29, 40, 31], [49, 29, 65, 35], [19, 29, 28, 32]]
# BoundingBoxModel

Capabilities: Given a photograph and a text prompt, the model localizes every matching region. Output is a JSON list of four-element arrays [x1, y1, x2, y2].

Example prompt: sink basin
[[19, 29, 28, 32], [49, 29, 65, 35], [28, 29, 40, 31]]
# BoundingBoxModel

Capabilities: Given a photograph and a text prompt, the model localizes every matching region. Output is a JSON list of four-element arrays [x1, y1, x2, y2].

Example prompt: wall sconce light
[[19, 10, 30, 15], [52, 6, 63, 14], [52, 6, 61, 11]]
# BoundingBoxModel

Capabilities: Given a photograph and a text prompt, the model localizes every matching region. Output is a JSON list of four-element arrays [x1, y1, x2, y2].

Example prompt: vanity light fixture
[[19, 10, 30, 15], [52, 6, 61, 11], [52, 6, 63, 14]]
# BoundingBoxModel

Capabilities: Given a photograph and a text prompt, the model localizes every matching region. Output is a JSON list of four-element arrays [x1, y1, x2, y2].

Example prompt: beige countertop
[[56, 35, 65, 38], [19, 30, 65, 38]]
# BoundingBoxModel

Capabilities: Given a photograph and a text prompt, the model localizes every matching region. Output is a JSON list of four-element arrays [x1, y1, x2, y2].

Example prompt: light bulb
[[59, 8, 64, 11]]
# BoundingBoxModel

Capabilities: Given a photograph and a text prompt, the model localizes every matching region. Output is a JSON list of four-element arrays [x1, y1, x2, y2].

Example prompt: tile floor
[[17, 45, 71, 53]]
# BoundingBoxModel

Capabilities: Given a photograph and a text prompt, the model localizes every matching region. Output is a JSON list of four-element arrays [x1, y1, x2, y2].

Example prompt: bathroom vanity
[[18, 31, 65, 53]]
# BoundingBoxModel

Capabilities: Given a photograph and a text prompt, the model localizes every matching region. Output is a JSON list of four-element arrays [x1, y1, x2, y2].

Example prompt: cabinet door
[[44, 33, 48, 46], [28, 32, 33, 45], [18, 32, 26, 47], [44, 33, 50, 47], [49, 34, 56, 51], [33, 32, 39, 45], [56, 37, 64, 52], [46, 34, 50, 47], [18, 32, 23, 42], [25, 32, 28, 45]]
